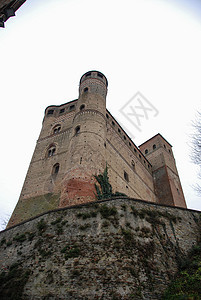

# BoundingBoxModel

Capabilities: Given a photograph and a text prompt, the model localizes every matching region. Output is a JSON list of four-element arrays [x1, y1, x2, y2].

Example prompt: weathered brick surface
[[1, 198, 200, 299], [8, 71, 187, 227]]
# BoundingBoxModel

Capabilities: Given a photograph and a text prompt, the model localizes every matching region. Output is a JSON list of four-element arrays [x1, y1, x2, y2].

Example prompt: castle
[[8, 71, 186, 227]]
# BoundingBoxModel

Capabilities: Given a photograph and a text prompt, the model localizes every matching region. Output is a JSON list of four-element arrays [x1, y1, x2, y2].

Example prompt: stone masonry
[[0, 198, 200, 299]]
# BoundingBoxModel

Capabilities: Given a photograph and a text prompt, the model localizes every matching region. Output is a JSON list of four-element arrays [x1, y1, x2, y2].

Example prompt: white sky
[[0, 0, 201, 227]]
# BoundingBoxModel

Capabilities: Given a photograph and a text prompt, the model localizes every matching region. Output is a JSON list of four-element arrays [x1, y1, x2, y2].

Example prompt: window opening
[[84, 87, 88, 92], [164, 144, 166, 149], [97, 72, 103, 78], [124, 171, 129, 182], [47, 109, 54, 115], [60, 108, 65, 114], [69, 105, 75, 111], [145, 149, 148, 154], [52, 163, 60, 175], [75, 126, 80, 134], [112, 121, 115, 126], [153, 144, 156, 150], [48, 146, 56, 157], [85, 72, 91, 77], [53, 125, 61, 134], [80, 104, 85, 111], [106, 114, 109, 119]]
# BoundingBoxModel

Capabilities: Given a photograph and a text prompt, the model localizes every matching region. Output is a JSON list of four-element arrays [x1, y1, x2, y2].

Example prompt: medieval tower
[[8, 71, 186, 227]]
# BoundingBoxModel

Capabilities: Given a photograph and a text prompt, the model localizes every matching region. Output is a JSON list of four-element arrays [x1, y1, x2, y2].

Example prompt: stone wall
[[0, 198, 200, 299]]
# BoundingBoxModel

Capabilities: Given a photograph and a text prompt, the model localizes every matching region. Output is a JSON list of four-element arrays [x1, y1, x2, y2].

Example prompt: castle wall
[[106, 121, 157, 202], [1, 198, 200, 299], [7, 71, 187, 228]]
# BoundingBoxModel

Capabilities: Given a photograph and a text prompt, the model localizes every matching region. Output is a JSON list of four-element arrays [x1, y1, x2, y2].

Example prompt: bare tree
[[0, 213, 11, 231], [191, 112, 201, 194]]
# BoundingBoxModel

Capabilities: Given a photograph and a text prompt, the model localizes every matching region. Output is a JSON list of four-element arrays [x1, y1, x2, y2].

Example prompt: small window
[[69, 105, 75, 111], [139, 154, 141, 159], [80, 104, 85, 111], [52, 163, 59, 175], [53, 125, 61, 134], [47, 146, 56, 157], [118, 128, 121, 133], [47, 109, 54, 115], [85, 72, 91, 77], [124, 136, 126, 140], [153, 144, 156, 150], [106, 114, 109, 119], [75, 126, 80, 134], [164, 144, 166, 149], [112, 121, 115, 126], [60, 108, 65, 114], [145, 149, 148, 154], [134, 148, 137, 153], [129, 142, 131, 146], [84, 87, 88, 92], [97, 72, 103, 78], [124, 171, 129, 182]]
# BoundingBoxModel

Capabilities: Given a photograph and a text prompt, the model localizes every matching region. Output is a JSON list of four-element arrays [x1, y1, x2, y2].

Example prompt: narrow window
[[164, 144, 166, 149], [112, 121, 115, 126], [118, 128, 121, 133], [75, 126, 80, 134], [145, 149, 148, 154], [80, 104, 85, 111], [106, 114, 109, 119], [47, 109, 54, 115], [124, 171, 129, 182], [85, 72, 91, 77], [84, 87, 88, 93], [153, 144, 156, 150], [52, 163, 59, 175], [124, 136, 126, 140], [129, 142, 131, 146], [69, 105, 75, 111], [97, 72, 103, 78], [134, 148, 137, 153], [60, 108, 65, 114]]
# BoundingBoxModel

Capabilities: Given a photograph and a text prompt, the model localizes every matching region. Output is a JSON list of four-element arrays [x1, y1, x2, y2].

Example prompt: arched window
[[80, 104, 85, 111], [145, 149, 148, 154], [153, 144, 156, 150], [131, 160, 135, 170], [47, 145, 56, 157], [52, 163, 59, 175], [53, 124, 61, 134], [84, 87, 88, 92], [75, 126, 80, 135]]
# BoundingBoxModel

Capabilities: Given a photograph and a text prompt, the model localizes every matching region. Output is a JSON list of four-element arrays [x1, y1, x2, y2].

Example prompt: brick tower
[[59, 71, 108, 207], [139, 134, 186, 208], [7, 71, 187, 228]]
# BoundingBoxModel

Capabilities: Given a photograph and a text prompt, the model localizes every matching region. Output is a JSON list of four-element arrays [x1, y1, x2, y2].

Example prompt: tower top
[[80, 70, 108, 87]]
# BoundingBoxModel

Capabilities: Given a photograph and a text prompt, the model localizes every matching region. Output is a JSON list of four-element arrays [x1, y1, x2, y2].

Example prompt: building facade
[[8, 71, 186, 227]]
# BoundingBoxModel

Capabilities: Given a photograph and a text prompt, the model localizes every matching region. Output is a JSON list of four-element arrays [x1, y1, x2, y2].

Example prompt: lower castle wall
[[1, 198, 200, 299]]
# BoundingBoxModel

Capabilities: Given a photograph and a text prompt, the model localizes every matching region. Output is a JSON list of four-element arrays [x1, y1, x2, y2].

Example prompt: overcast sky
[[0, 0, 201, 228]]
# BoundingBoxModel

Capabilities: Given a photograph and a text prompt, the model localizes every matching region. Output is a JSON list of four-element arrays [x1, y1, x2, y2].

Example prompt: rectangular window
[[60, 108, 65, 114], [47, 109, 54, 115]]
